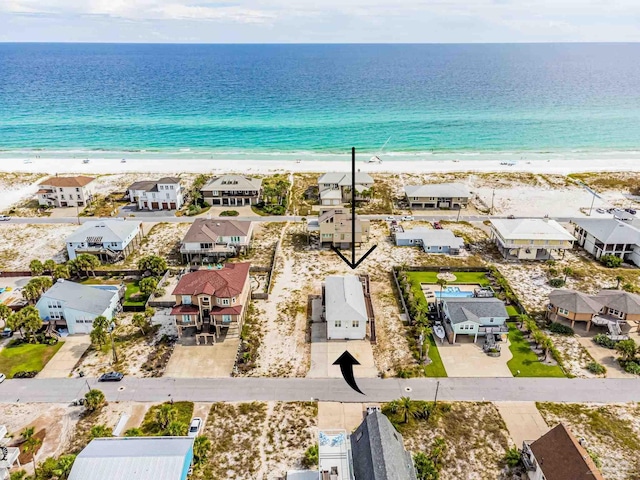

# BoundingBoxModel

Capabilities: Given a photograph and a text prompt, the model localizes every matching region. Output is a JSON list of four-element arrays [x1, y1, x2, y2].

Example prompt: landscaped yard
[[506, 324, 565, 378], [425, 336, 448, 377], [0, 340, 64, 377], [406, 270, 490, 302], [123, 281, 148, 307]]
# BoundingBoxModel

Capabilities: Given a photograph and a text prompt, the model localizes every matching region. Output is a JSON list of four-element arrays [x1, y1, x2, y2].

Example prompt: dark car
[[433, 221, 443, 229], [625, 208, 637, 215], [98, 372, 124, 382]]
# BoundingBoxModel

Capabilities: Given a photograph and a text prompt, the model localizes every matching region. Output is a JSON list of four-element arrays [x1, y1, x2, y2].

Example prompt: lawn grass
[[507, 324, 565, 378], [406, 271, 490, 287], [0, 341, 64, 377], [140, 401, 194, 435], [123, 281, 148, 307], [505, 305, 519, 318], [79, 276, 121, 285], [424, 335, 448, 377]]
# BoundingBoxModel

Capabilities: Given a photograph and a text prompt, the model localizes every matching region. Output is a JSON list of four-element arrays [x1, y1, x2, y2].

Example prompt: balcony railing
[[180, 244, 238, 254]]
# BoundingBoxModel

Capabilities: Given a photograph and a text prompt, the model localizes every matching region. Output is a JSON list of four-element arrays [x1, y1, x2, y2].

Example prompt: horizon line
[[1, 41, 640, 45]]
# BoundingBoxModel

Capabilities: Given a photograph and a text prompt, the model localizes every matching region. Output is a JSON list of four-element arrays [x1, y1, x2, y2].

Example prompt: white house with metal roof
[[395, 228, 464, 254], [68, 436, 194, 480], [489, 218, 575, 260], [572, 218, 640, 266], [403, 183, 470, 209], [66, 220, 143, 262], [324, 275, 369, 340], [35, 279, 121, 335]]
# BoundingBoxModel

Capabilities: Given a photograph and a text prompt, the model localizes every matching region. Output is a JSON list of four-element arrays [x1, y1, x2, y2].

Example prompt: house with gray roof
[[395, 228, 464, 254], [66, 220, 143, 262], [572, 218, 640, 266], [127, 177, 183, 211], [35, 279, 122, 335], [318, 172, 374, 206], [68, 436, 194, 480], [350, 411, 417, 480], [324, 275, 370, 340], [404, 183, 470, 210], [442, 297, 509, 343], [201, 175, 263, 206], [179, 218, 253, 263], [548, 289, 604, 331]]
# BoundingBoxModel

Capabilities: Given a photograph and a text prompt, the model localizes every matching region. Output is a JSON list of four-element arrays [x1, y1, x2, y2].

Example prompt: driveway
[[164, 339, 240, 378], [38, 335, 90, 378], [318, 402, 365, 432], [577, 337, 635, 379], [307, 323, 378, 378], [496, 402, 549, 447], [438, 335, 513, 378]]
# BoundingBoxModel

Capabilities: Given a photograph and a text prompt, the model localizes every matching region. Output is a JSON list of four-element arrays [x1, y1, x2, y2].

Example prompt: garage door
[[162, 202, 169, 209], [151, 202, 159, 209], [72, 319, 93, 335], [170, 202, 176, 209]]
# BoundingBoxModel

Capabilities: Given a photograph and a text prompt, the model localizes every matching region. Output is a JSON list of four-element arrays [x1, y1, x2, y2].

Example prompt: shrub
[[302, 444, 318, 468], [620, 360, 640, 375], [503, 447, 522, 468], [548, 278, 565, 288], [586, 361, 606, 375], [220, 210, 239, 216], [548, 322, 574, 335], [548, 267, 558, 277], [12, 371, 38, 378], [600, 254, 623, 268], [593, 334, 616, 349]]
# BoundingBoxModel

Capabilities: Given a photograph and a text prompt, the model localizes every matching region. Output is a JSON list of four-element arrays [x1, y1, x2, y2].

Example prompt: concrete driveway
[[318, 402, 365, 432], [164, 339, 240, 378], [496, 402, 549, 447], [38, 335, 90, 378], [577, 337, 635, 379], [438, 335, 513, 378], [307, 323, 378, 378]]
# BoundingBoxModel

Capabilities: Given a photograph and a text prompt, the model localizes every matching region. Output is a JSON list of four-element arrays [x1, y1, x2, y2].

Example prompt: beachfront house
[[351, 410, 418, 480], [394, 228, 464, 255], [314, 208, 370, 248], [66, 220, 143, 262], [403, 183, 470, 210], [68, 437, 195, 480], [171, 262, 251, 340], [317, 172, 374, 206], [323, 275, 371, 340], [36, 175, 96, 208], [572, 218, 640, 266], [179, 218, 253, 263], [521, 424, 604, 480], [441, 297, 509, 343], [200, 175, 263, 206], [127, 177, 183, 210], [489, 218, 575, 260], [35, 279, 122, 335]]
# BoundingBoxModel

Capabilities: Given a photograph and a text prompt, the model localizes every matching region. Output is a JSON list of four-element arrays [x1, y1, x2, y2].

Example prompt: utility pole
[[434, 380, 440, 409], [490, 189, 495, 215], [109, 326, 118, 364], [456, 206, 461, 222], [588, 192, 596, 216]]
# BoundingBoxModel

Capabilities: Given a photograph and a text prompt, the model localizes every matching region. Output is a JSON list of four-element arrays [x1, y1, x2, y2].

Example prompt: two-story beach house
[[572, 218, 640, 266], [323, 275, 372, 340], [35, 279, 121, 335], [171, 262, 251, 339], [127, 177, 183, 211], [36, 176, 96, 208], [394, 228, 464, 255], [441, 297, 509, 343], [179, 219, 253, 263], [489, 218, 575, 260], [312, 208, 370, 248], [317, 172, 374, 206], [403, 183, 470, 210], [66, 220, 143, 262], [200, 175, 263, 206]]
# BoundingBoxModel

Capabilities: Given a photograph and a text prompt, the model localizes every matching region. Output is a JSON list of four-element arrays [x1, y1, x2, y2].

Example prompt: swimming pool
[[434, 286, 474, 298]]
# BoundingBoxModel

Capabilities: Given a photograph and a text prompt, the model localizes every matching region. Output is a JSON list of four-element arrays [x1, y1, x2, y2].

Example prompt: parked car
[[385, 216, 396, 222], [0, 215, 10, 221], [596, 208, 606, 214], [98, 372, 124, 382], [401, 215, 414, 221], [1, 328, 12, 338], [188, 417, 203, 437], [625, 208, 637, 215], [433, 221, 443, 229], [0, 373, 5, 384], [507, 214, 515, 219]]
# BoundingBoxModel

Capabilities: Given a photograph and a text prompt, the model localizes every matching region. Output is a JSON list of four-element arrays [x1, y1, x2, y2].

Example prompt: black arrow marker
[[333, 350, 365, 395], [331, 147, 377, 269]]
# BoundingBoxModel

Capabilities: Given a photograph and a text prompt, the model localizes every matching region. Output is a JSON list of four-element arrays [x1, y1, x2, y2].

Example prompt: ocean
[[1, 43, 640, 162]]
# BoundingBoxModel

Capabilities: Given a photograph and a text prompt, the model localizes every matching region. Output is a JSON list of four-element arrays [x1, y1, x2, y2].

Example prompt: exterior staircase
[[226, 324, 240, 340]]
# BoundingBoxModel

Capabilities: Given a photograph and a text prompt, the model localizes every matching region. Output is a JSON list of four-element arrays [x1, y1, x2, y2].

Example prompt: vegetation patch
[[0, 340, 64, 378], [506, 324, 565, 378], [140, 401, 194, 436]]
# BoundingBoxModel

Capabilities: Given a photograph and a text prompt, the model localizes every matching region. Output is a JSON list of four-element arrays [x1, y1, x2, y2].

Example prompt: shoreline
[[1, 155, 640, 175]]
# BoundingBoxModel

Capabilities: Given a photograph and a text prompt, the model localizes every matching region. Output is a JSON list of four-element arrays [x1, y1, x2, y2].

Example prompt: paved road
[[1, 377, 638, 404]]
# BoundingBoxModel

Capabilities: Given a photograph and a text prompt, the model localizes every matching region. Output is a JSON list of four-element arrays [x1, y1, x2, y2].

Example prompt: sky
[[0, 0, 639, 43]]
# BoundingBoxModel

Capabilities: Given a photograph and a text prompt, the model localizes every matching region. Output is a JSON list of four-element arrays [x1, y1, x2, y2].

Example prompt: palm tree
[[165, 421, 188, 436], [155, 404, 177, 430], [53, 264, 70, 281], [29, 259, 44, 276], [21, 427, 41, 476], [43, 259, 56, 275], [20, 306, 42, 343], [52, 454, 76, 480], [397, 396, 417, 424], [193, 436, 212, 466], [616, 275, 625, 289], [541, 336, 553, 362], [435, 278, 448, 317], [132, 313, 149, 335], [89, 425, 113, 439], [84, 389, 106, 412], [0, 304, 11, 329], [563, 267, 573, 283]]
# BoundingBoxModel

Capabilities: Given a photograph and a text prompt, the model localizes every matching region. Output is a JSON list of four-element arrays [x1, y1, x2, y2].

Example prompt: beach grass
[[507, 324, 565, 378], [0, 340, 64, 377]]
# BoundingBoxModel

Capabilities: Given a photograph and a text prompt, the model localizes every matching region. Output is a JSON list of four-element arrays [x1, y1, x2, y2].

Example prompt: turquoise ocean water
[[1, 43, 640, 163]]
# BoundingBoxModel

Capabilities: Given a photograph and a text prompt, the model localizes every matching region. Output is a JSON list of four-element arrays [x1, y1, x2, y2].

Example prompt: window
[[59, 188, 63, 192], [201, 297, 210, 305], [75, 187, 80, 192], [335, 320, 342, 328], [182, 295, 192, 305], [222, 298, 230, 305], [182, 315, 191, 323], [230, 236, 240, 242], [60, 194, 65, 199], [232, 297, 236, 304], [352, 320, 360, 328], [166, 193, 170, 199], [558, 307, 569, 316], [77, 194, 81, 199], [170, 185, 174, 190], [200, 243, 213, 249]]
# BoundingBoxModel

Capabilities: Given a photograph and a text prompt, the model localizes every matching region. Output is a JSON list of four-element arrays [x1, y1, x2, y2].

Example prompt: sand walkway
[[496, 402, 548, 447]]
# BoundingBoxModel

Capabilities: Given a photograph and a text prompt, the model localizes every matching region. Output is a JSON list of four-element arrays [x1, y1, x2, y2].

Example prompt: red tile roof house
[[171, 262, 251, 342]]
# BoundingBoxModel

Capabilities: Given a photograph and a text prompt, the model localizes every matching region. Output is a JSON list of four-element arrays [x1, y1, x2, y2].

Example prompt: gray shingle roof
[[404, 183, 470, 198], [66, 220, 141, 244], [324, 276, 368, 323], [127, 177, 180, 192], [350, 411, 417, 480], [443, 297, 509, 325], [38, 280, 118, 316], [395, 228, 464, 248], [573, 219, 640, 245], [549, 289, 603, 314], [68, 437, 193, 480], [202, 175, 262, 191], [182, 218, 252, 243], [593, 290, 640, 315]]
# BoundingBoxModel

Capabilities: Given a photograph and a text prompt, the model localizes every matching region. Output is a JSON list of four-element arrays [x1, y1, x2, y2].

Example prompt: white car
[[188, 417, 202, 437], [0, 373, 6, 383], [596, 208, 606, 214], [385, 216, 396, 221], [0, 215, 10, 221], [401, 215, 414, 221]]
